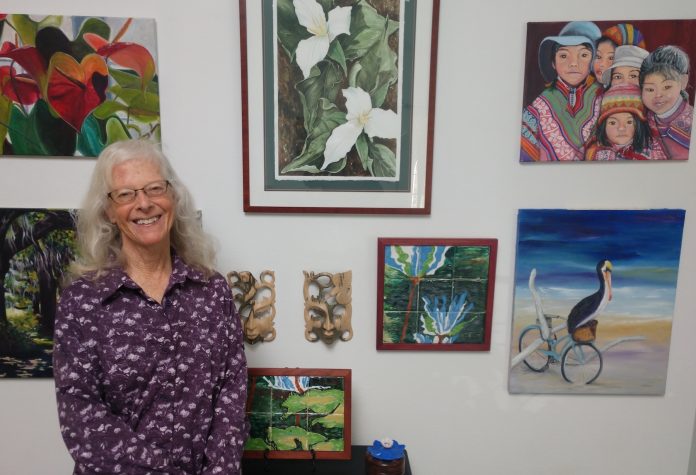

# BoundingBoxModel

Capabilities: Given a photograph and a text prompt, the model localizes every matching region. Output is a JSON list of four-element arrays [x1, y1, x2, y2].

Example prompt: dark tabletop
[[241, 445, 412, 475]]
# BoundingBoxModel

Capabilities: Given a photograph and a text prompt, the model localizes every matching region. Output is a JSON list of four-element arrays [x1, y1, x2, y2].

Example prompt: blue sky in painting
[[514, 209, 685, 317]]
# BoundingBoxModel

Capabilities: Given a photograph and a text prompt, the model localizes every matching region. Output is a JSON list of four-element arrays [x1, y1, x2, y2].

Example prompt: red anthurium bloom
[[0, 65, 40, 105], [83, 32, 156, 88], [83, 32, 109, 51], [0, 41, 49, 91], [46, 52, 108, 131]]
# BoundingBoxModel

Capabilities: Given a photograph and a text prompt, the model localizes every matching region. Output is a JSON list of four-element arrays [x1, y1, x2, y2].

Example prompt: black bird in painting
[[567, 259, 613, 333]]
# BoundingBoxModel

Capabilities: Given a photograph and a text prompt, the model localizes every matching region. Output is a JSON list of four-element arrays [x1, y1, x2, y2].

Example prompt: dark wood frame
[[239, 0, 440, 214], [244, 368, 352, 461], [376, 238, 498, 351]]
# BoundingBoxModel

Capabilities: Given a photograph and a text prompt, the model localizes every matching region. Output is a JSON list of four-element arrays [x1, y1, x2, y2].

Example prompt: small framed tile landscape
[[244, 368, 352, 460]]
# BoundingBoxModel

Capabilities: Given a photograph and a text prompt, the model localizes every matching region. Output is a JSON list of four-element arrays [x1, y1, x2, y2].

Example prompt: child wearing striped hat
[[585, 84, 665, 160], [593, 23, 646, 86]]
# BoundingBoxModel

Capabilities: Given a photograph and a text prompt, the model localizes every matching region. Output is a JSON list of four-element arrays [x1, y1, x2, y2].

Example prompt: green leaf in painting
[[281, 98, 346, 173], [286, 163, 322, 173], [282, 388, 343, 415], [312, 403, 345, 429], [355, 24, 398, 108], [355, 133, 370, 171], [369, 142, 396, 177], [326, 39, 348, 76], [77, 113, 106, 156], [450, 314, 478, 338], [7, 14, 63, 46], [277, 0, 312, 60], [7, 105, 43, 155], [33, 99, 77, 156], [8, 99, 76, 156], [270, 426, 327, 451], [72, 18, 111, 61], [296, 61, 343, 133], [393, 246, 413, 276], [0, 95, 11, 154], [323, 156, 347, 174], [107, 85, 160, 121], [340, 0, 399, 61], [421, 312, 437, 335], [92, 100, 128, 120], [128, 92, 160, 121], [110, 68, 159, 94], [105, 116, 131, 145]]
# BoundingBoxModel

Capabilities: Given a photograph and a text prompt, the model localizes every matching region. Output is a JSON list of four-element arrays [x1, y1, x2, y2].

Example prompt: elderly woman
[[53, 140, 248, 474]]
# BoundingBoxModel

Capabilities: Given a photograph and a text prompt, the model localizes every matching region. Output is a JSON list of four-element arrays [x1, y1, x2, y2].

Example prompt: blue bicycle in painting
[[512, 267, 644, 385]]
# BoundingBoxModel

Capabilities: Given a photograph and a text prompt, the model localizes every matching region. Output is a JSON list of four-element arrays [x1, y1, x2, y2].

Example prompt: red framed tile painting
[[244, 368, 352, 460], [377, 238, 497, 351]]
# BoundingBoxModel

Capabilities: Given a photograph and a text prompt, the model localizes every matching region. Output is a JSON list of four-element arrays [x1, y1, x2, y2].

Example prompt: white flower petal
[[342, 87, 372, 120], [327, 6, 352, 42], [364, 108, 399, 139], [323, 120, 363, 170], [293, 0, 326, 32], [295, 35, 330, 79]]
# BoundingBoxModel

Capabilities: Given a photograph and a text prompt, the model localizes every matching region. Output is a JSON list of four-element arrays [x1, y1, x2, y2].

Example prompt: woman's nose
[[134, 189, 154, 207]]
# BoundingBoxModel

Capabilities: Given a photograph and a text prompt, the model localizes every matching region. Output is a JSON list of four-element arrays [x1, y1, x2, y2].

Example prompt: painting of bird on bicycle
[[508, 209, 685, 395]]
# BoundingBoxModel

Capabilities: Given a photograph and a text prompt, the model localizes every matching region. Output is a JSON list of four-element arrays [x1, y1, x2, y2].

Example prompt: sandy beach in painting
[[508, 310, 672, 395]]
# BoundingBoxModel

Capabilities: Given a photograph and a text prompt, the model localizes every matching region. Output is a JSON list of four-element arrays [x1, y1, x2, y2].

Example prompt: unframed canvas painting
[[508, 209, 685, 395], [520, 19, 696, 162], [0, 14, 159, 157], [0, 208, 77, 377]]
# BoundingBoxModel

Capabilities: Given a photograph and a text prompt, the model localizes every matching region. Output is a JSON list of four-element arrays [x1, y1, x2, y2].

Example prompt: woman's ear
[[680, 73, 689, 91]]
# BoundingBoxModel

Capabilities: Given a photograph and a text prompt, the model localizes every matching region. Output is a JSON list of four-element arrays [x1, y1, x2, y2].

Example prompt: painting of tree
[[0, 208, 76, 377]]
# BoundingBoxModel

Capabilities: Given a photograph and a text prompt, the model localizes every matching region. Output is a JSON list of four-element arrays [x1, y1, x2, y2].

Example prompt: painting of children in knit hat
[[520, 20, 696, 162]]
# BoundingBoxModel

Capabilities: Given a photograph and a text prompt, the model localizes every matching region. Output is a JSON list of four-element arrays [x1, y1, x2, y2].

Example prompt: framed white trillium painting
[[240, 0, 440, 214]]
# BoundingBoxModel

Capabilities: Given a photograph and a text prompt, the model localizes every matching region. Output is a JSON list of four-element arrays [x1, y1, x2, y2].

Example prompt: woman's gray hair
[[71, 139, 217, 278], [640, 45, 691, 101]]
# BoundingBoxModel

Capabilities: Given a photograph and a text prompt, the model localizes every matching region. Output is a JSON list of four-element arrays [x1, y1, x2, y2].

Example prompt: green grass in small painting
[[245, 381, 345, 452]]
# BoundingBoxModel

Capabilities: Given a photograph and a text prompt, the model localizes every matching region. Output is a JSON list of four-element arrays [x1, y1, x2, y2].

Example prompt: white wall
[[1, 1, 696, 474]]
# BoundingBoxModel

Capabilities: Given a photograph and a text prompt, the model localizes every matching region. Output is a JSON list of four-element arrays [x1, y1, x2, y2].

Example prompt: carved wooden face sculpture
[[303, 270, 353, 343], [227, 270, 277, 344]]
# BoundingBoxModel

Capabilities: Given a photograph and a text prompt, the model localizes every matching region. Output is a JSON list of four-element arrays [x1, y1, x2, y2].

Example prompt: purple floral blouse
[[53, 255, 248, 474]]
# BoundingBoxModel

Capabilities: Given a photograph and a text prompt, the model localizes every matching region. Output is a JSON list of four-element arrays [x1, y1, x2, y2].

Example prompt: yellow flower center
[[308, 20, 328, 37], [357, 110, 371, 126]]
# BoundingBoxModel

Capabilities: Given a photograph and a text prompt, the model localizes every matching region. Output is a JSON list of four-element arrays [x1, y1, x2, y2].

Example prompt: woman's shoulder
[[59, 270, 121, 305], [61, 274, 100, 297], [207, 271, 232, 295]]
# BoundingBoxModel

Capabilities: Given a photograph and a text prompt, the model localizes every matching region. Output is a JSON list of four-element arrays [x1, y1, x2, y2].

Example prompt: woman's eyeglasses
[[107, 180, 171, 204]]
